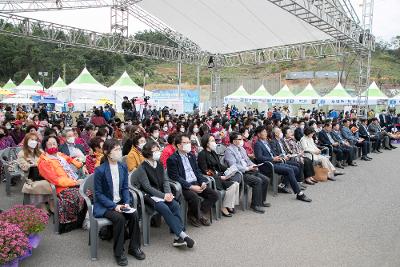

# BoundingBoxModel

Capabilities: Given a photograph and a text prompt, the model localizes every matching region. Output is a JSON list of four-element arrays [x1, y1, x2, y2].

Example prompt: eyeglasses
[[234, 138, 243, 141]]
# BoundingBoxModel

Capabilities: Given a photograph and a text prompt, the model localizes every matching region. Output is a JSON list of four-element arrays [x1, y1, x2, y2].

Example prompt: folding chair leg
[[272, 174, 278, 197], [5, 174, 11, 196], [90, 224, 98, 261], [142, 214, 150, 246]]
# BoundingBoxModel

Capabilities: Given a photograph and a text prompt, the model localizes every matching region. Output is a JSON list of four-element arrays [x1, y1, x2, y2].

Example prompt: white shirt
[[109, 163, 121, 203]]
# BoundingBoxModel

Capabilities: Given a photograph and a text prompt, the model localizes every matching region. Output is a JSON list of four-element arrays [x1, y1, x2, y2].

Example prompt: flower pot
[[28, 234, 41, 249], [18, 249, 32, 261], [2, 258, 18, 267]]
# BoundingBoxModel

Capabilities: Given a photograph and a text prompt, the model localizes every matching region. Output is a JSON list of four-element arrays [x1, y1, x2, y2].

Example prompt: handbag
[[313, 165, 328, 182], [28, 166, 44, 182]]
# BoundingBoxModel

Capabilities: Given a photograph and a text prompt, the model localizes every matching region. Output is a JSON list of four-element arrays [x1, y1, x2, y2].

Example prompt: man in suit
[[58, 129, 85, 156], [341, 119, 372, 161], [358, 118, 382, 153], [331, 122, 357, 166], [167, 134, 218, 227], [224, 131, 270, 214], [294, 120, 305, 141], [368, 118, 393, 150], [318, 121, 347, 168], [254, 126, 311, 203], [269, 127, 306, 188]]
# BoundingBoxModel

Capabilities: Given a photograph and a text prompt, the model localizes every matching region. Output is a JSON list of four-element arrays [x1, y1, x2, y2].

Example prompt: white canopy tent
[[15, 74, 42, 95], [109, 71, 152, 111]]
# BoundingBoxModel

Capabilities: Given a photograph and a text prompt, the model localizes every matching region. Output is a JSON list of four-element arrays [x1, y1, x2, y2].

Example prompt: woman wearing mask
[[147, 125, 165, 148], [188, 123, 201, 155], [126, 134, 146, 172], [160, 122, 169, 141], [94, 139, 145, 265], [239, 127, 254, 160], [197, 134, 240, 217], [86, 137, 104, 174], [17, 133, 52, 209], [38, 135, 87, 233], [122, 125, 141, 156], [176, 122, 186, 134], [136, 141, 195, 248]]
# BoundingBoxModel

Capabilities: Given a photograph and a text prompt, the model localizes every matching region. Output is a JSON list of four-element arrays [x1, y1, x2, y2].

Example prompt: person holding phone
[[167, 134, 218, 227], [94, 139, 145, 266]]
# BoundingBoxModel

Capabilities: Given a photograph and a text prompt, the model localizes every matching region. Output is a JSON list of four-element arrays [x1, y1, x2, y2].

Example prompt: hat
[[13, 120, 23, 126]]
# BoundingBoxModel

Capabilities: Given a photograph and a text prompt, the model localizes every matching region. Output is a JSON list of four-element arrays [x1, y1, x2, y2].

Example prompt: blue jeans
[[154, 200, 184, 236]]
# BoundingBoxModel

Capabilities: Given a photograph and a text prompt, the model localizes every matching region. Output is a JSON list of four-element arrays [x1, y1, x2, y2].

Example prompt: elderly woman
[[17, 133, 52, 209], [0, 126, 16, 150], [300, 127, 342, 180], [38, 135, 87, 233], [136, 141, 195, 248], [197, 134, 240, 217], [126, 134, 146, 172], [282, 127, 318, 185]]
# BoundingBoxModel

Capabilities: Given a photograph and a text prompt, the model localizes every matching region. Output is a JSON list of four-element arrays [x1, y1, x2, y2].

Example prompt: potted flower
[[0, 205, 49, 249], [0, 221, 31, 267]]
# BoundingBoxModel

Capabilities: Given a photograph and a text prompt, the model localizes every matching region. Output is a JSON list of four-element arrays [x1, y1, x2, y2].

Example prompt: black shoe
[[390, 145, 397, 149], [199, 216, 211, 226], [115, 254, 128, 266], [348, 162, 357, 166], [173, 237, 187, 247], [188, 216, 201, 227], [128, 248, 145, 260], [221, 210, 233, 217], [250, 205, 265, 214], [328, 177, 337, 181], [227, 208, 235, 214], [361, 156, 371, 161], [376, 149, 383, 153], [278, 186, 291, 194], [184, 236, 195, 248], [366, 156, 373, 159], [336, 163, 344, 169], [296, 193, 312, 202], [334, 172, 344, 176], [262, 202, 271, 208]]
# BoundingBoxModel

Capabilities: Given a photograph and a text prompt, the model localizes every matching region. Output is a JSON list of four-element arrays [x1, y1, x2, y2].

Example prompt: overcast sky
[[17, 0, 400, 42]]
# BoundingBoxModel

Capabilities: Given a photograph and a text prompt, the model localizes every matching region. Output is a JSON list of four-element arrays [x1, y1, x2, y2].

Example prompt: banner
[[151, 89, 199, 112]]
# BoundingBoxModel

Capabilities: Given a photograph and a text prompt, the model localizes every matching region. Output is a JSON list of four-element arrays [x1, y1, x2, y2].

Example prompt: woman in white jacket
[[300, 127, 340, 179]]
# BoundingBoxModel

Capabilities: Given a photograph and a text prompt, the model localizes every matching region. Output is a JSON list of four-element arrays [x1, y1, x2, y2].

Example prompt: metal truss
[[0, 13, 208, 64], [111, 0, 129, 38], [0, 0, 114, 12], [215, 39, 350, 67], [267, 0, 374, 53], [126, 4, 201, 53]]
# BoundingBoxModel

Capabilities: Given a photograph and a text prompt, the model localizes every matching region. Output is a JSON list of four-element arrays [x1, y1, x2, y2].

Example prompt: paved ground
[[2, 147, 400, 267]]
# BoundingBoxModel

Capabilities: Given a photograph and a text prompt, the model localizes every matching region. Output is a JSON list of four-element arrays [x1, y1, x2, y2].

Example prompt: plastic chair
[[1, 147, 23, 196], [79, 174, 113, 261]]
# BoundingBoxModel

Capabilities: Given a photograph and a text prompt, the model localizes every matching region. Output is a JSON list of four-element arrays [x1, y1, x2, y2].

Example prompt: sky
[[16, 0, 400, 42]]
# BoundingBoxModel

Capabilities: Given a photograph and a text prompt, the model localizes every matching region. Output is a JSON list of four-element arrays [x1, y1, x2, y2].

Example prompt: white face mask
[[238, 140, 244, 147], [243, 132, 249, 139], [67, 137, 75, 144], [182, 143, 191, 153], [138, 142, 145, 150], [279, 133, 283, 139], [209, 141, 217, 151], [120, 125, 126, 131], [110, 150, 122, 162], [27, 140, 38, 149], [180, 128, 185, 133], [5, 124, 11, 130], [193, 127, 199, 133], [152, 132, 159, 139], [152, 151, 161, 161], [163, 126, 168, 132]]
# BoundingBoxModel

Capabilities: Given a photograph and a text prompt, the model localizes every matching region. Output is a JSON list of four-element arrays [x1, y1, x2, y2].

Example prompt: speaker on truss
[[208, 56, 215, 69]]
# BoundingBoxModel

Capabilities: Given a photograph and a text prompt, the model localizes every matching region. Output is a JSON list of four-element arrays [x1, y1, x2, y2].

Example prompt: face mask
[[67, 137, 75, 144], [193, 127, 199, 133], [152, 151, 161, 161], [215, 124, 220, 129], [5, 124, 11, 130], [46, 147, 58, 155], [138, 143, 145, 150], [152, 132, 159, 138], [209, 141, 217, 151], [110, 150, 122, 161], [163, 126, 168, 132], [279, 133, 283, 139], [28, 140, 38, 149], [120, 125, 125, 131], [300, 125, 305, 129], [183, 143, 191, 153], [243, 133, 249, 139], [180, 128, 185, 133], [238, 140, 244, 147]]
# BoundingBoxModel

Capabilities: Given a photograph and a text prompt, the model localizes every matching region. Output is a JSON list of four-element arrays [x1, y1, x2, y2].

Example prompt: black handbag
[[28, 166, 44, 182]]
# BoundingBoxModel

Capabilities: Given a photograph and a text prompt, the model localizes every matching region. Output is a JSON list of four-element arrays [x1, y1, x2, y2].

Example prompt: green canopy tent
[[2, 79, 16, 91], [362, 81, 388, 99], [224, 85, 251, 102], [250, 84, 271, 102], [36, 80, 44, 89], [16, 74, 42, 95], [48, 76, 67, 99], [320, 82, 355, 105], [296, 83, 320, 100]]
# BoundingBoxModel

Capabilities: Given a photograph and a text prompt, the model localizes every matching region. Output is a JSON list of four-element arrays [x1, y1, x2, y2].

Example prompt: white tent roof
[[16, 74, 42, 92], [67, 67, 108, 91], [138, 0, 329, 54], [109, 71, 152, 96]]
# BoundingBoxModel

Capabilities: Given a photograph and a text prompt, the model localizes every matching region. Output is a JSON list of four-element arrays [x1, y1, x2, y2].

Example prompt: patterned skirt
[[58, 187, 88, 234]]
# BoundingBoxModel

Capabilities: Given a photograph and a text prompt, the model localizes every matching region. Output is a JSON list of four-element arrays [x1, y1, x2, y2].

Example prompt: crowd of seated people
[[0, 103, 399, 266]]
